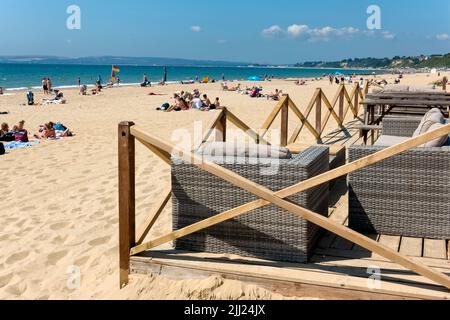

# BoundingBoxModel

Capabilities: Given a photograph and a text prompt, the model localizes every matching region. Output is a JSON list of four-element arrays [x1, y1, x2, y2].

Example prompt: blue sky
[[0, 0, 449, 64]]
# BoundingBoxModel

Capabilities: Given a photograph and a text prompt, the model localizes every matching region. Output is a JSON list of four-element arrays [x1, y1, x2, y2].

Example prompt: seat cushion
[[374, 135, 410, 147], [421, 123, 449, 148], [197, 142, 292, 159], [413, 108, 444, 137]]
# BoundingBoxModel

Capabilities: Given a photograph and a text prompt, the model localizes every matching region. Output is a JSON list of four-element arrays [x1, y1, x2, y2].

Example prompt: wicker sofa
[[349, 116, 450, 239], [171, 146, 330, 263]]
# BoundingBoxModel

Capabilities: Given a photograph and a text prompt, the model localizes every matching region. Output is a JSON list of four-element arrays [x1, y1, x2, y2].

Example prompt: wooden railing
[[260, 81, 369, 146], [118, 119, 450, 291]]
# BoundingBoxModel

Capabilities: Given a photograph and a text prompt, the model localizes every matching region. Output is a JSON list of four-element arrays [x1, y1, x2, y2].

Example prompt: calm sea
[[0, 63, 381, 90]]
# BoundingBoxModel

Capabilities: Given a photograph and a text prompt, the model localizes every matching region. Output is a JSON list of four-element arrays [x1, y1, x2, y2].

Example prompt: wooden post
[[339, 84, 345, 122], [280, 95, 289, 147], [315, 89, 322, 141], [215, 112, 227, 142], [364, 80, 370, 96], [118, 121, 136, 288], [354, 84, 360, 118]]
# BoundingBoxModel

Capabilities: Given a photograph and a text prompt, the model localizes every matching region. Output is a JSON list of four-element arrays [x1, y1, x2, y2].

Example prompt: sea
[[0, 63, 382, 91]]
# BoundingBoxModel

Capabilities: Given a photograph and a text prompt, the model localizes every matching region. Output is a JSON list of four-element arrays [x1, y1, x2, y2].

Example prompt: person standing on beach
[[47, 78, 52, 93], [221, 73, 225, 81], [42, 78, 48, 94], [77, 77, 81, 87], [117, 77, 121, 85]]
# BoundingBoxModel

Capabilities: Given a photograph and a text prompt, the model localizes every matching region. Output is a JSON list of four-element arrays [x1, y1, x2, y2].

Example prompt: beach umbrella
[[248, 76, 263, 81]]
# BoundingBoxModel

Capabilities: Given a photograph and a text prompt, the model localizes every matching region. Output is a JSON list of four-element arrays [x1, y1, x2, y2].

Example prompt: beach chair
[[171, 143, 330, 263], [349, 113, 450, 239]]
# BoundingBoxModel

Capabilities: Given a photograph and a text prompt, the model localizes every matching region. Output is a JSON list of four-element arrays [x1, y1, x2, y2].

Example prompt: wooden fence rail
[[118, 121, 450, 290], [260, 81, 369, 146]]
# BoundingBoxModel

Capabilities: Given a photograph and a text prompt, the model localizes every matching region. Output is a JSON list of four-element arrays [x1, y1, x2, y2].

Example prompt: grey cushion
[[408, 85, 437, 93], [374, 135, 410, 147], [383, 85, 410, 93], [420, 123, 449, 148], [413, 108, 444, 137], [197, 142, 292, 159]]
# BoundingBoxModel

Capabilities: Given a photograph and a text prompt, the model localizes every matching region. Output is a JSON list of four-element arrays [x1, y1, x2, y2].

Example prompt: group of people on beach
[[222, 82, 283, 101], [0, 120, 72, 143], [158, 90, 221, 112]]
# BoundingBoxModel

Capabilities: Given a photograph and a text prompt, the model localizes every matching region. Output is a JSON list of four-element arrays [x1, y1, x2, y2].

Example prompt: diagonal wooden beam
[[343, 87, 359, 118], [225, 109, 271, 145], [135, 186, 172, 245], [130, 125, 450, 289], [287, 94, 321, 143], [260, 96, 288, 139], [195, 109, 226, 150], [129, 125, 450, 290], [136, 138, 171, 166], [320, 88, 343, 133]]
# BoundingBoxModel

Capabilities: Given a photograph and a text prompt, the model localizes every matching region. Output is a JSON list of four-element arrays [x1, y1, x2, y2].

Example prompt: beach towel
[[4, 140, 40, 150]]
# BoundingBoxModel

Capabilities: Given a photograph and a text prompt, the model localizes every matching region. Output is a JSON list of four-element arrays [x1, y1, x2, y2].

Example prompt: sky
[[0, 0, 449, 64]]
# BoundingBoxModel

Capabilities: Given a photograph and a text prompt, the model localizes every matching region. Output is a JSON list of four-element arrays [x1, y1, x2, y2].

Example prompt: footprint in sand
[[5, 251, 29, 264], [47, 204, 61, 211], [88, 236, 111, 247], [0, 273, 13, 289], [74, 256, 90, 267], [100, 197, 114, 205], [5, 282, 28, 296], [78, 188, 89, 193], [50, 222, 70, 231], [71, 207, 82, 214], [51, 235, 69, 245], [20, 206, 36, 212], [47, 250, 68, 266]]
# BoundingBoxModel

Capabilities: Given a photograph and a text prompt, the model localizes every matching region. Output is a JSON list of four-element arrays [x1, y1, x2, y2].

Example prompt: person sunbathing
[[267, 89, 282, 100], [12, 120, 29, 143], [0, 123, 15, 142], [34, 122, 56, 139], [165, 97, 189, 112]]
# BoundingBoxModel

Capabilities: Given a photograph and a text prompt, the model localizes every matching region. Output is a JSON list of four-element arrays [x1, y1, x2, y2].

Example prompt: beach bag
[[160, 103, 170, 111], [0, 142, 4, 155]]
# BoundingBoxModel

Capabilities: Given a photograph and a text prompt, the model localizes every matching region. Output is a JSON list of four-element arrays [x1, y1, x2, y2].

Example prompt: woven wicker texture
[[172, 147, 330, 263], [349, 117, 450, 239]]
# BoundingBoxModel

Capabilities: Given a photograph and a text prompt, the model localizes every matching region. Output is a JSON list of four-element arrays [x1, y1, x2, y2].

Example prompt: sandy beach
[[0, 72, 447, 300]]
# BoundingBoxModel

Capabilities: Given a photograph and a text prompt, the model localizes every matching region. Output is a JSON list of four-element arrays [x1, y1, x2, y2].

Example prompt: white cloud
[[436, 33, 450, 41], [263, 24, 397, 42], [287, 24, 309, 38], [263, 24, 360, 41], [191, 26, 202, 32], [262, 25, 285, 38]]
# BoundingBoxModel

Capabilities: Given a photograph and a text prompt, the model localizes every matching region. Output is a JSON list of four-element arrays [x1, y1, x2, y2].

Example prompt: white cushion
[[413, 108, 444, 137], [197, 142, 292, 159], [420, 123, 448, 148]]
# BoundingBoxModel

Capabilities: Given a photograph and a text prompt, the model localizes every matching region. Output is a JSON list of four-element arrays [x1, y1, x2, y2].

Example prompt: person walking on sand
[[77, 77, 81, 87]]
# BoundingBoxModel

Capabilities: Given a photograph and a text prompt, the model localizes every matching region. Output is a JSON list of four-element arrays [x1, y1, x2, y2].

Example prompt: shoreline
[[1, 72, 390, 93]]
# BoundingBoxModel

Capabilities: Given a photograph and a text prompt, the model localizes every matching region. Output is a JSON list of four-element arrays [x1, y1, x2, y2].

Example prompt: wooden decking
[[130, 178, 450, 300], [121, 99, 450, 298]]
